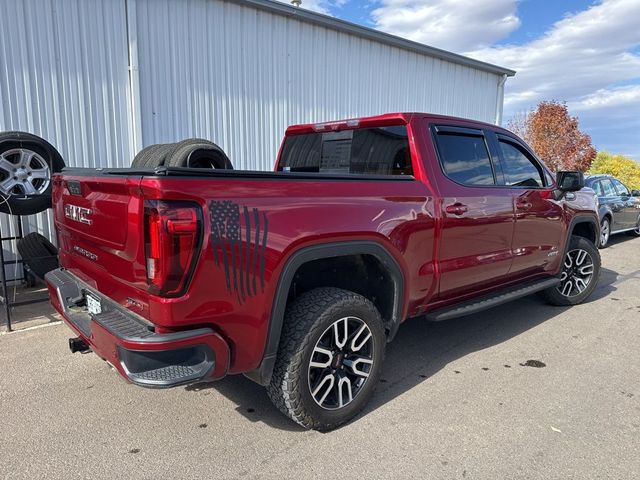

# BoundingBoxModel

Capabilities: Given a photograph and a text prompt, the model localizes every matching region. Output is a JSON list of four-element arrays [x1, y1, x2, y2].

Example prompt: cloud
[[371, 0, 520, 52], [466, 0, 640, 158], [285, 0, 640, 158], [570, 84, 640, 111], [467, 0, 640, 116], [275, 0, 347, 15]]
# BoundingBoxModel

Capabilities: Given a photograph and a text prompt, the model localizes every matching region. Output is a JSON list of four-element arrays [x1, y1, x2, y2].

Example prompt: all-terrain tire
[[0, 131, 65, 215], [539, 235, 601, 306], [267, 287, 386, 431], [17, 232, 59, 280]]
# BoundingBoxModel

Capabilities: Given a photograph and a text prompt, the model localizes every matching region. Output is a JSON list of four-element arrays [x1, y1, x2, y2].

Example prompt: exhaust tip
[[69, 337, 91, 354]]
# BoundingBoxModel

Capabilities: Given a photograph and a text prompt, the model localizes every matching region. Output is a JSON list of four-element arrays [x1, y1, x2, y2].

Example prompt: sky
[[277, 0, 640, 160]]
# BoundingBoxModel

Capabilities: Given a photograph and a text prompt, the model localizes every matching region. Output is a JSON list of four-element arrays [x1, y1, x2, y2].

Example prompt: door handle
[[445, 203, 468, 215], [516, 200, 532, 211]]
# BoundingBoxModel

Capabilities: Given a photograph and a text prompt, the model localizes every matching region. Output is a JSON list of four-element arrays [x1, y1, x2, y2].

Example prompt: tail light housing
[[144, 200, 203, 297]]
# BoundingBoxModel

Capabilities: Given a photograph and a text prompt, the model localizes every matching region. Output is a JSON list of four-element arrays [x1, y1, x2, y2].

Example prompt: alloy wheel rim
[[0, 148, 50, 196], [557, 248, 594, 298], [308, 316, 374, 410], [600, 220, 610, 246]]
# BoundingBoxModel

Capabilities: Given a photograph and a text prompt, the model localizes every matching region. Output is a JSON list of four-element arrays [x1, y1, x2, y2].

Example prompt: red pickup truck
[[46, 113, 601, 430]]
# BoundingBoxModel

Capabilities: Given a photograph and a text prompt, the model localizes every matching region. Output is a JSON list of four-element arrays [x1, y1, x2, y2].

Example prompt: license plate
[[86, 293, 102, 315]]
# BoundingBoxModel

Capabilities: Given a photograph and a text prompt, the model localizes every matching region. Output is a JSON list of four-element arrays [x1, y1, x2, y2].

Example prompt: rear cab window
[[278, 126, 413, 176]]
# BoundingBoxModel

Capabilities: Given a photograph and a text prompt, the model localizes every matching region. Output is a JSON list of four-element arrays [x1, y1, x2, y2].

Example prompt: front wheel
[[267, 287, 386, 431], [540, 235, 601, 306], [599, 217, 611, 248]]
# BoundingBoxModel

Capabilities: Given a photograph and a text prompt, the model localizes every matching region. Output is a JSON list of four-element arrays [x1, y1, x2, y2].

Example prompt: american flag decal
[[210, 200, 268, 303]]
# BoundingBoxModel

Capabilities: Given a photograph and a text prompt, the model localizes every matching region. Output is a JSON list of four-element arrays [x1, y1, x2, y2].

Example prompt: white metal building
[[0, 0, 514, 274]]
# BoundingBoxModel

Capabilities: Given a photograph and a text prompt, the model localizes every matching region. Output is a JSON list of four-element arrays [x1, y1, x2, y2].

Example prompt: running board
[[425, 277, 561, 322]]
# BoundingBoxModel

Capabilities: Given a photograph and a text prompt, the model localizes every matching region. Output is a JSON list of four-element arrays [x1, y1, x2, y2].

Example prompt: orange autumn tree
[[507, 101, 596, 172]]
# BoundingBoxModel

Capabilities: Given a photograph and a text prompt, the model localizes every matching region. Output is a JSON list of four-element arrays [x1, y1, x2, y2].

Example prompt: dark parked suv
[[585, 175, 640, 247]]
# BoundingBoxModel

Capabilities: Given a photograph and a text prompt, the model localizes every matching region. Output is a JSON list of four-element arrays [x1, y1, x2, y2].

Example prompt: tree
[[506, 101, 596, 172], [588, 151, 640, 190]]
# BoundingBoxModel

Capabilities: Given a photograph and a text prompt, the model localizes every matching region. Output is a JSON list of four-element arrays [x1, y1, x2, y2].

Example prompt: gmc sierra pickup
[[46, 113, 601, 431]]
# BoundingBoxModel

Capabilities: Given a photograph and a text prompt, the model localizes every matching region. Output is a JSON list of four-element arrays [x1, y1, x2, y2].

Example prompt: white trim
[[495, 74, 508, 125], [125, 0, 143, 154]]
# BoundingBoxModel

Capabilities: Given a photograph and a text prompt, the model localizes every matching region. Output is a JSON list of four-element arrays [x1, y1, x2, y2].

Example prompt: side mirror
[[631, 189, 640, 197], [556, 171, 584, 192]]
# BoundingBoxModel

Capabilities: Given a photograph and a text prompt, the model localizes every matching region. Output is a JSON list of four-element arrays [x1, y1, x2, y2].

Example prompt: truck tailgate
[[52, 173, 147, 289]]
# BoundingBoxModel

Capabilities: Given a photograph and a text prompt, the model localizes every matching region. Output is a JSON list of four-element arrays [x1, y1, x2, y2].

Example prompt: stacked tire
[[131, 138, 232, 170]]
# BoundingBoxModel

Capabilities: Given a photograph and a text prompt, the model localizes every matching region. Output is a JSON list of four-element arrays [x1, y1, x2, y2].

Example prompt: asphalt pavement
[[1, 234, 639, 479]]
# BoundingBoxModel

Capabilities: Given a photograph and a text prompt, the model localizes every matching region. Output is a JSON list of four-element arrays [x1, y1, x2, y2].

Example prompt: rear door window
[[278, 126, 412, 176], [497, 139, 545, 188], [432, 130, 495, 186], [600, 179, 617, 196]]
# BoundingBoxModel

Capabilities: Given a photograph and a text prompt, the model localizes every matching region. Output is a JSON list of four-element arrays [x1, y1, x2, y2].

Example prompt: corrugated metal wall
[[135, 0, 501, 170], [0, 0, 503, 278], [0, 0, 134, 279]]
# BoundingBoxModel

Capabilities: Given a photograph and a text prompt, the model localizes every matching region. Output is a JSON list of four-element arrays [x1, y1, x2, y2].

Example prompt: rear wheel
[[267, 287, 386, 431], [599, 217, 610, 248], [540, 235, 600, 306]]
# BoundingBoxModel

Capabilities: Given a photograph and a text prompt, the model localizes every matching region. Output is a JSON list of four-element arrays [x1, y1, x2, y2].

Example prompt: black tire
[[131, 143, 170, 168], [0, 131, 65, 215], [599, 217, 611, 248], [267, 287, 386, 431], [165, 139, 232, 169], [539, 235, 600, 306], [17, 232, 59, 280]]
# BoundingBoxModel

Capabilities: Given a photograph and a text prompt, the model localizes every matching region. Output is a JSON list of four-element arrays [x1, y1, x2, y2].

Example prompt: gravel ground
[[1, 234, 638, 479]]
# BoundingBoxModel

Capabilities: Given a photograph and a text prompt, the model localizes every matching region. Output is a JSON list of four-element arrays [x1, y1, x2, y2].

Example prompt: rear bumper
[[45, 268, 230, 388]]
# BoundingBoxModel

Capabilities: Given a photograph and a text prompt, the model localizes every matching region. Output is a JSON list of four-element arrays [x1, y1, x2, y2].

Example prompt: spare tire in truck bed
[[131, 143, 172, 168], [131, 138, 232, 169], [165, 140, 233, 169], [0, 131, 66, 215], [17, 232, 59, 280]]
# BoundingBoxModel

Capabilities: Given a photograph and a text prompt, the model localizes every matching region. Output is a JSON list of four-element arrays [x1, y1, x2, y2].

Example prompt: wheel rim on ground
[[0, 148, 50, 196], [556, 248, 595, 298], [308, 316, 374, 410], [600, 219, 610, 246]]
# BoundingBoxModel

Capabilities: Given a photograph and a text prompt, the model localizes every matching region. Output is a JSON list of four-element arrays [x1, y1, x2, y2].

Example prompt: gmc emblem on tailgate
[[64, 204, 92, 225]]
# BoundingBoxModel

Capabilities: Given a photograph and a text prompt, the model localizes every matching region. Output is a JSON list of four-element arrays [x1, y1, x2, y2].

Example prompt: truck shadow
[[186, 267, 619, 432]]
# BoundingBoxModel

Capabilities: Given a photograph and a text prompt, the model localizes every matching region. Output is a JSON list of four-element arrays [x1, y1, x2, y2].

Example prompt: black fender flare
[[564, 214, 600, 258], [245, 240, 405, 386]]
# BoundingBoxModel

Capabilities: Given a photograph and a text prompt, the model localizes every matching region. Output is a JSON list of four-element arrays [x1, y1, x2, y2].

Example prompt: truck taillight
[[144, 200, 202, 297]]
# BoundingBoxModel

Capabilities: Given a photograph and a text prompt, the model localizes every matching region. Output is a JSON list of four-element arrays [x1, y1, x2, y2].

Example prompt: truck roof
[[285, 112, 515, 136]]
